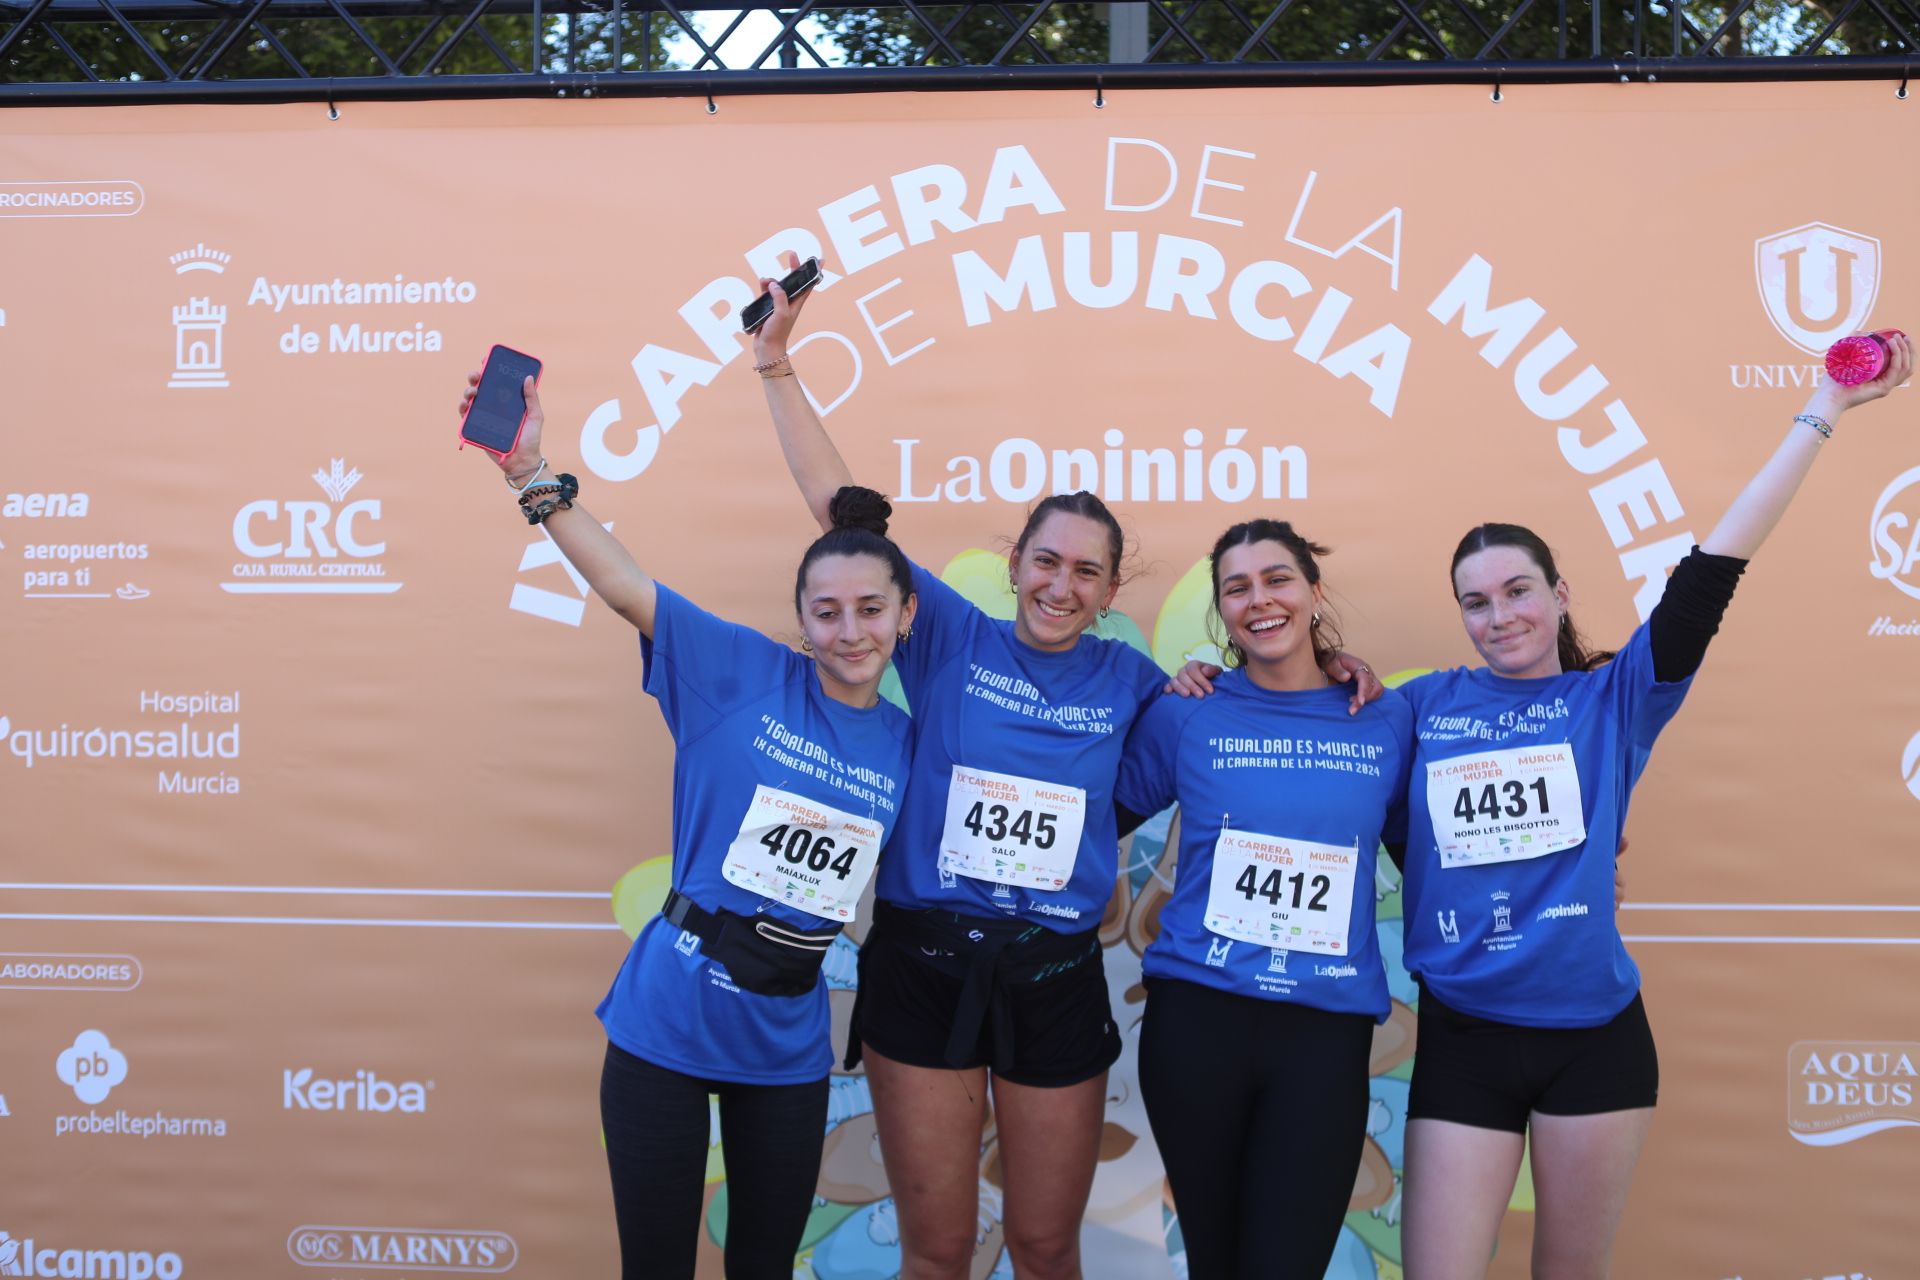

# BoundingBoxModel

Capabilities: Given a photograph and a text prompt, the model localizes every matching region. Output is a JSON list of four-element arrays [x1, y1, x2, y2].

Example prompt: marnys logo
[[226, 460, 401, 594], [1786, 1041, 1919, 1146], [0, 1229, 183, 1279], [56, 1030, 127, 1104], [1732, 221, 1884, 392], [284, 1068, 432, 1113], [287, 1226, 516, 1273]]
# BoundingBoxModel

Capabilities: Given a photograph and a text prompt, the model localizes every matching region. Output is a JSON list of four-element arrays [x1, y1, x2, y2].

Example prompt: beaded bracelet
[[1792, 413, 1834, 441]]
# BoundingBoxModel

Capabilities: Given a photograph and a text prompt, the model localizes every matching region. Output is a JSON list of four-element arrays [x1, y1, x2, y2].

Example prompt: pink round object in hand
[[1825, 329, 1905, 386]]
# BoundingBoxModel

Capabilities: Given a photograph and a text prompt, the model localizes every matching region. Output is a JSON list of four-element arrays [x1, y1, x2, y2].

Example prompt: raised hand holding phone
[[460, 368, 544, 482]]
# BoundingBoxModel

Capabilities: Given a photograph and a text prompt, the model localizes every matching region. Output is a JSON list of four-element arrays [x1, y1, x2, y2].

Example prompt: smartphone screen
[[461, 346, 541, 455], [740, 258, 821, 334]]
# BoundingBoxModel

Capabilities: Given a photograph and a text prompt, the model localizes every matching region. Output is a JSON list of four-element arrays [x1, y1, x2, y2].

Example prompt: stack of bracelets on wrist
[[754, 354, 795, 379], [505, 457, 549, 491], [519, 472, 579, 525]]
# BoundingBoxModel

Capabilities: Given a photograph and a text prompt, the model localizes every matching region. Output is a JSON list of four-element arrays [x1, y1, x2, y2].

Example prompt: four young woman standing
[[468, 263, 1907, 1276]]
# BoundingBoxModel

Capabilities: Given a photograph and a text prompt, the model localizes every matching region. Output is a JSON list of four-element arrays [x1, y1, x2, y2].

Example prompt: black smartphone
[[459, 345, 542, 457], [740, 257, 822, 334]]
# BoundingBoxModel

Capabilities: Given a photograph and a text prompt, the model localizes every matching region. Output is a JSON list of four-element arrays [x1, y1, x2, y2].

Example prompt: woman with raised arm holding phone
[[459, 370, 918, 1280]]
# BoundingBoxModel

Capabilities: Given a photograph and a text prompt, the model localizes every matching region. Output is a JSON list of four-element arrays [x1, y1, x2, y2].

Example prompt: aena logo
[[55, 1030, 127, 1104], [1, 493, 87, 518], [283, 1068, 430, 1113]]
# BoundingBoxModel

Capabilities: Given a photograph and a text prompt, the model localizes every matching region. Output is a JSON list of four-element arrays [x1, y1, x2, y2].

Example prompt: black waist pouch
[[663, 887, 840, 998]]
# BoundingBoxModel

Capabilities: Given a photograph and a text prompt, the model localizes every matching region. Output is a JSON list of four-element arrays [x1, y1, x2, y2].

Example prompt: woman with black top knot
[[460, 370, 919, 1280]]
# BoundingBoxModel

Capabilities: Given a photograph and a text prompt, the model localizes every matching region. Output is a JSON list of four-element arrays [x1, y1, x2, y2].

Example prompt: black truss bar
[[6, 54, 1918, 103], [4, 1, 1912, 103], [0, 0, 57, 60]]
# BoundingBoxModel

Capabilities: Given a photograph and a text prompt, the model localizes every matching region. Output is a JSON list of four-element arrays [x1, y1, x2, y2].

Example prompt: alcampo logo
[[56, 1030, 127, 1104], [0, 1230, 182, 1279], [1787, 1041, 1920, 1146], [287, 1226, 516, 1273], [283, 1068, 431, 1113]]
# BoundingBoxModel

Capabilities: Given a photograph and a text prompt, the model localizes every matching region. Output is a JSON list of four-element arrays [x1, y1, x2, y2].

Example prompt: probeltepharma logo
[[1787, 1041, 1920, 1146], [226, 460, 402, 594], [283, 1068, 433, 1113], [0, 1230, 183, 1279], [1732, 221, 1883, 392], [287, 1227, 517, 1273], [56, 1030, 127, 1104], [0, 690, 243, 797], [52, 1031, 230, 1142]]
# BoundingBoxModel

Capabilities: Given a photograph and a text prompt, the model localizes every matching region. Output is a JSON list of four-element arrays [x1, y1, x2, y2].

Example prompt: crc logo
[[1755, 222, 1882, 355], [1869, 466, 1920, 600], [56, 1030, 127, 1104], [286, 1227, 517, 1273], [225, 460, 401, 594]]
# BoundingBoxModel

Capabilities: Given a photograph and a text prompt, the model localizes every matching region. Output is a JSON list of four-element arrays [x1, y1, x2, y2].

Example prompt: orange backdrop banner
[[1, 84, 1915, 1280]]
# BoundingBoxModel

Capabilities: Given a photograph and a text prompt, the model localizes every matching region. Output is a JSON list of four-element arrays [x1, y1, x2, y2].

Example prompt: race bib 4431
[[1425, 744, 1585, 869]]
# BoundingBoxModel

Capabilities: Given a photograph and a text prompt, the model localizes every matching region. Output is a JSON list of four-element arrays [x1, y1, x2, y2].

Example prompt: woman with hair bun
[[751, 255, 1381, 1280], [1394, 336, 1912, 1278], [458, 371, 918, 1280], [1114, 519, 1413, 1280]]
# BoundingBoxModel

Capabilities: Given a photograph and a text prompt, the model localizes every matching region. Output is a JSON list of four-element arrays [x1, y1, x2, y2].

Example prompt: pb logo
[[56, 1029, 128, 1104], [1755, 222, 1882, 355], [1868, 466, 1920, 601]]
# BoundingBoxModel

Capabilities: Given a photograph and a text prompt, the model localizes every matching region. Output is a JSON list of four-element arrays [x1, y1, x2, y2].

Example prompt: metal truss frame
[[2, 0, 1913, 104]]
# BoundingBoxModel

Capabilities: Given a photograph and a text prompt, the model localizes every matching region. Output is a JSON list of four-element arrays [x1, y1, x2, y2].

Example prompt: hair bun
[[827, 486, 893, 538]]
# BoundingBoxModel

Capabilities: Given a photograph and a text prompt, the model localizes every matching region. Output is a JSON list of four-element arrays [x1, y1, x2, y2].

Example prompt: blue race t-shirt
[[876, 562, 1168, 931], [1393, 623, 1691, 1028], [1115, 673, 1412, 1020], [596, 584, 913, 1085]]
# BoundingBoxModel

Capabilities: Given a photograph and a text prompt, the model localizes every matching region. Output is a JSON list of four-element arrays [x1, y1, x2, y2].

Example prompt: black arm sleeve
[[1115, 801, 1150, 839], [1646, 547, 1748, 683]]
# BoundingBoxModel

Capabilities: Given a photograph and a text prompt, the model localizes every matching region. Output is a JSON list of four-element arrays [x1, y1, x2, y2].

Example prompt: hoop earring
[[800, 638, 813, 653], [1312, 612, 1322, 625], [1099, 608, 1110, 620], [898, 625, 913, 642]]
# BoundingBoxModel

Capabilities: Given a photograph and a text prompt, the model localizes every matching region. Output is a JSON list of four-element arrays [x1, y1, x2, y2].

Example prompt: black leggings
[[1138, 978, 1375, 1280], [600, 1041, 829, 1280]]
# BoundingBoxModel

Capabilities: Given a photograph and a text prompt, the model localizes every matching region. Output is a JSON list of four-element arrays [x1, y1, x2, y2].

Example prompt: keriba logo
[[283, 1068, 431, 1113]]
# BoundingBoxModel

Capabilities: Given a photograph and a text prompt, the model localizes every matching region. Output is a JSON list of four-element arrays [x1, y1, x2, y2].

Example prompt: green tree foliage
[[3, 6, 680, 83], [823, 0, 1905, 64]]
